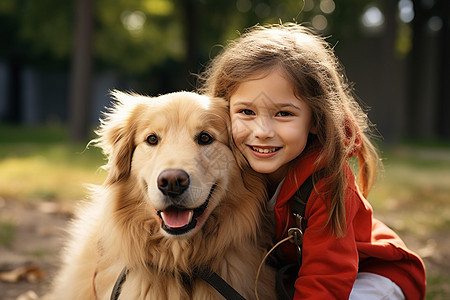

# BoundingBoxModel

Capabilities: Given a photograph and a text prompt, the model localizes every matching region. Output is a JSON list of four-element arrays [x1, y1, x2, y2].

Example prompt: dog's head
[[96, 91, 235, 237]]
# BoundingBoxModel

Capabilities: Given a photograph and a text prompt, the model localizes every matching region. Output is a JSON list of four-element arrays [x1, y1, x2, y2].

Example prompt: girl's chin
[[248, 163, 280, 174], [248, 161, 290, 183]]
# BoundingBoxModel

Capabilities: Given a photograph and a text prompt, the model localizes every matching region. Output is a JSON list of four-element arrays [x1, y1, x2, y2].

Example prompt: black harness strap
[[291, 175, 314, 218], [291, 170, 325, 219], [111, 267, 128, 300], [276, 170, 325, 300], [196, 268, 246, 300], [110, 266, 246, 300]]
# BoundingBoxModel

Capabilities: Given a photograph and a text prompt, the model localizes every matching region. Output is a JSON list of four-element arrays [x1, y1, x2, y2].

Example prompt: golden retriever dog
[[51, 91, 275, 299]]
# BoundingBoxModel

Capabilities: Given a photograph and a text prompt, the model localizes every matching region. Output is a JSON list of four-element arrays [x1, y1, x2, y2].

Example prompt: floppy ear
[[94, 90, 143, 185]]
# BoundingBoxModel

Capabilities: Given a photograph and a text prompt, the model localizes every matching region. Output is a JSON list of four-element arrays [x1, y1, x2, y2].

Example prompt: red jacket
[[273, 150, 426, 300]]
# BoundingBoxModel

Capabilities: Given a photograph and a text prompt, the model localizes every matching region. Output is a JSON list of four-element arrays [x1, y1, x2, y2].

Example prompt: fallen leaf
[[16, 290, 39, 300], [0, 264, 45, 283]]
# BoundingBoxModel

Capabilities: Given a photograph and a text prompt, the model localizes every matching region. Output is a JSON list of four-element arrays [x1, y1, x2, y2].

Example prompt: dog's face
[[98, 91, 234, 237]]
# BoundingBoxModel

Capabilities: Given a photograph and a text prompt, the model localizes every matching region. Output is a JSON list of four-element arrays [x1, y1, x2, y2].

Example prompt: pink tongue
[[161, 209, 193, 228]]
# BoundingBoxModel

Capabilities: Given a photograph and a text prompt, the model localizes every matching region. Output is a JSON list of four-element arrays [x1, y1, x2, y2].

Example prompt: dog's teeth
[[187, 211, 193, 224]]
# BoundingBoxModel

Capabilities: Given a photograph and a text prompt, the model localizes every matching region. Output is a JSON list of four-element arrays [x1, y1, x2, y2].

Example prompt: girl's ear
[[94, 91, 143, 185]]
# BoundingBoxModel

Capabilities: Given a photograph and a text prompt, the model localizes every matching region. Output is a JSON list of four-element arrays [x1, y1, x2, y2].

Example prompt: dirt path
[[0, 198, 71, 300]]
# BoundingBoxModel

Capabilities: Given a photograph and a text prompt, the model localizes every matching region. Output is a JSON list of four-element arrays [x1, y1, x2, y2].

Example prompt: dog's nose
[[157, 169, 190, 197]]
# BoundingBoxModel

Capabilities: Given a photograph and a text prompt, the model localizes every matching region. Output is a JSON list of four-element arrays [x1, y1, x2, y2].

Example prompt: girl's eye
[[238, 109, 255, 116], [197, 132, 214, 145], [146, 134, 159, 145], [276, 111, 293, 117]]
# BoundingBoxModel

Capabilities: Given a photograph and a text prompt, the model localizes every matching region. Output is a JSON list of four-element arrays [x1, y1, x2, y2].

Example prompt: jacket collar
[[275, 149, 322, 209]]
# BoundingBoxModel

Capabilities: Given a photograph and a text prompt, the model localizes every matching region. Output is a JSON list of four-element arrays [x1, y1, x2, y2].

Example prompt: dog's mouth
[[156, 183, 217, 235]]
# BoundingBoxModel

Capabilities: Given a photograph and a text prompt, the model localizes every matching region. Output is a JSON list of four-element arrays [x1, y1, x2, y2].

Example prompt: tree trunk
[[407, 0, 427, 138], [69, 0, 93, 142], [182, 0, 198, 80], [436, 0, 450, 138]]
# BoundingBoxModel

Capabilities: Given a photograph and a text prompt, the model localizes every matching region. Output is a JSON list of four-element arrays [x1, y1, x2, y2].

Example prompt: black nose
[[157, 169, 190, 197]]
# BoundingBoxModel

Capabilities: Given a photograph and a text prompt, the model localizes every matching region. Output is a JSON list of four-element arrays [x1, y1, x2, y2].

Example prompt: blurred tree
[[0, 0, 73, 125], [409, 0, 449, 138], [13, 0, 73, 67], [94, 0, 183, 75], [69, 0, 93, 142], [436, 0, 450, 138]]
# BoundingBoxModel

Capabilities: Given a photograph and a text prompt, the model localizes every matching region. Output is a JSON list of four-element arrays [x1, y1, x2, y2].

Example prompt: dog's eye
[[146, 134, 159, 145], [197, 132, 214, 145]]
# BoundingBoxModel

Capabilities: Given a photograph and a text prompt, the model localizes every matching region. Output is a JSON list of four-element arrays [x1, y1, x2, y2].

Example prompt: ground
[[0, 198, 70, 300]]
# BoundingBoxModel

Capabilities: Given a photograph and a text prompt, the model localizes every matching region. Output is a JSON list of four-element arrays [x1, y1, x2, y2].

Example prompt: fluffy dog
[[51, 91, 275, 299]]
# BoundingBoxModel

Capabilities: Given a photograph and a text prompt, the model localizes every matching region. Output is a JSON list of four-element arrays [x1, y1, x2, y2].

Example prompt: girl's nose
[[253, 116, 275, 139]]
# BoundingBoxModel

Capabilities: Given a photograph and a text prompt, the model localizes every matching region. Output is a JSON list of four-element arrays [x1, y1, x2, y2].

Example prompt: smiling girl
[[201, 24, 426, 299]]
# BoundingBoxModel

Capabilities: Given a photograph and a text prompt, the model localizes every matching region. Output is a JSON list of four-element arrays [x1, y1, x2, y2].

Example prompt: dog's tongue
[[161, 208, 193, 228]]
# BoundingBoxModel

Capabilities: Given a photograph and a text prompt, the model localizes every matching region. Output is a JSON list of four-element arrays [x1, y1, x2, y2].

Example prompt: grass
[[369, 146, 450, 234], [0, 125, 449, 298], [0, 218, 17, 247], [0, 125, 106, 202]]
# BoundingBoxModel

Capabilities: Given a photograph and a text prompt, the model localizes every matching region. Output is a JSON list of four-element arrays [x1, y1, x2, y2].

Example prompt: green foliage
[[18, 0, 74, 61], [0, 0, 73, 67], [0, 0, 374, 74], [94, 0, 184, 74]]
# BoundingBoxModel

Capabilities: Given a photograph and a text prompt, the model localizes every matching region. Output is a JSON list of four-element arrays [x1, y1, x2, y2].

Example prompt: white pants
[[349, 272, 405, 300]]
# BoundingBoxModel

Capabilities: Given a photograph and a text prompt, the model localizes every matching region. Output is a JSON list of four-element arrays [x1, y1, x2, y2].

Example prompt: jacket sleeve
[[292, 187, 360, 299]]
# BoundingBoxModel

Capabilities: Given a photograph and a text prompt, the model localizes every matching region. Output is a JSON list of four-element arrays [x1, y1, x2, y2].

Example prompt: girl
[[200, 24, 426, 299]]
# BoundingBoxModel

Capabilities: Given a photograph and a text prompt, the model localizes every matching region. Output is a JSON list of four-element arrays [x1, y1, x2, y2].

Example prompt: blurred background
[[0, 0, 449, 142], [0, 0, 449, 299]]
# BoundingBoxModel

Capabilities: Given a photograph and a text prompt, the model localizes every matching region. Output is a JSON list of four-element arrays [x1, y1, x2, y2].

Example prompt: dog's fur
[[51, 91, 275, 299]]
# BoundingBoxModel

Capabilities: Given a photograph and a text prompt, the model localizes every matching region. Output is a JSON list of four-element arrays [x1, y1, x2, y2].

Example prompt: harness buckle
[[287, 227, 303, 264], [287, 227, 303, 246]]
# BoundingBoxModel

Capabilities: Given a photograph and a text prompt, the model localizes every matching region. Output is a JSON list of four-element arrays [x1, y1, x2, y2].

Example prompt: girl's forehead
[[232, 93, 304, 110], [231, 70, 296, 98]]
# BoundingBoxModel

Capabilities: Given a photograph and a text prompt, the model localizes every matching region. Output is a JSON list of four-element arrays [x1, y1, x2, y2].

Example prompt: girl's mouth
[[249, 145, 281, 155]]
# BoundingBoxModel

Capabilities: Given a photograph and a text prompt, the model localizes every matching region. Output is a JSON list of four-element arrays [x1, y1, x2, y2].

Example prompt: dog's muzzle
[[156, 169, 217, 235]]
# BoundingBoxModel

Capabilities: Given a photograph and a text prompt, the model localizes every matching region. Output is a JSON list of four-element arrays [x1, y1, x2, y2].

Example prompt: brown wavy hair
[[199, 23, 380, 237]]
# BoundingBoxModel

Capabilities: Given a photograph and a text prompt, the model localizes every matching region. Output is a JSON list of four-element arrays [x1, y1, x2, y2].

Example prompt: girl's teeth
[[252, 147, 278, 153]]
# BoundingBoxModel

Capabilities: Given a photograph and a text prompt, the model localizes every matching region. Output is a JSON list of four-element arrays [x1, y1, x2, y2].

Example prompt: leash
[[109, 266, 246, 300], [254, 235, 292, 300]]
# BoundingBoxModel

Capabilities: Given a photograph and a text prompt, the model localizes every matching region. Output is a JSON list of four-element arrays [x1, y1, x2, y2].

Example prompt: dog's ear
[[93, 90, 143, 185]]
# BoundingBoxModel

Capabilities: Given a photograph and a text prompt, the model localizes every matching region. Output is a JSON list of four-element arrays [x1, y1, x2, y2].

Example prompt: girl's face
[[230, 70, 315, 182]]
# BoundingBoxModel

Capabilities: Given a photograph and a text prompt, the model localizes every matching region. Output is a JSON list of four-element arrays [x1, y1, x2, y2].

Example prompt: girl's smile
[[230, 69, 315, 183], [248, 145, 282, 158]]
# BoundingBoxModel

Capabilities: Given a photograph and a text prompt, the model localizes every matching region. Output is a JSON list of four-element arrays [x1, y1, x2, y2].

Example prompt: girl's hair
[[199, 23, 380, 237]]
